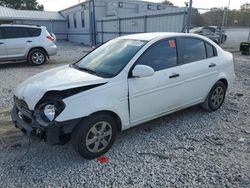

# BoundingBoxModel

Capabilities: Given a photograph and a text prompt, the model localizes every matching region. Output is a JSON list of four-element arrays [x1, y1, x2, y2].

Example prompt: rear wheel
[[202, 81, 226, 112], [28, 49, 47, 66], [72, 114, 117, 159]]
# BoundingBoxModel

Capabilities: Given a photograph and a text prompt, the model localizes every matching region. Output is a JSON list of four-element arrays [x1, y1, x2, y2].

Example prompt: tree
[[240, 3, 250, 12], [0, 0, 44, 11], [191, 8, 204, 27], [161, 0, 173, 6]]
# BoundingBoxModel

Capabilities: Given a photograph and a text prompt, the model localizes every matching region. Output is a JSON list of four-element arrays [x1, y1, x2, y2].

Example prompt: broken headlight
[[36, 100, 65, 125]]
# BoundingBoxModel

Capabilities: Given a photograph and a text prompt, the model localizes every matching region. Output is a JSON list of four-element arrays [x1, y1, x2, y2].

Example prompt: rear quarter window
[[27, 28, 42, 37], [205, 43, 217, 58]]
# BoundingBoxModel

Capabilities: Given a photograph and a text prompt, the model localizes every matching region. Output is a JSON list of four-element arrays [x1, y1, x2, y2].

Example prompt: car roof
[[190, 28, 212, 33], [118, 32, 205, 41], [0, 24, 45, 28]]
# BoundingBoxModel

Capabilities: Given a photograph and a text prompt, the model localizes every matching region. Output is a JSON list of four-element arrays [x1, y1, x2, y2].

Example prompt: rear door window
[[4, 27, 30, 39], [178, 37, 207, 64]]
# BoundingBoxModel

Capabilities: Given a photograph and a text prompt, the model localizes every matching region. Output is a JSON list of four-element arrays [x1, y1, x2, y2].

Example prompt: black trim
[[11, 105, 81, 145], [41, 83, 107, 100]]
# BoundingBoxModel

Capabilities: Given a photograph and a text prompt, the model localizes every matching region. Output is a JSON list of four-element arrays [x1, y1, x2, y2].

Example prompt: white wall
[[60, 0, 187, 45]]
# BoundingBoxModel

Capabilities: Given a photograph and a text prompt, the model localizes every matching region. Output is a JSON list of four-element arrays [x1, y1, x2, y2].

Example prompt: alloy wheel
[[211, 86, 224, 108], [32, 52, 45, 64], [85, 121, 112, 153]]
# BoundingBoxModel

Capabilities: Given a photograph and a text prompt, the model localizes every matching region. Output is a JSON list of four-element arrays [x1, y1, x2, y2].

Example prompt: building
[[0, 0, 188, 45]]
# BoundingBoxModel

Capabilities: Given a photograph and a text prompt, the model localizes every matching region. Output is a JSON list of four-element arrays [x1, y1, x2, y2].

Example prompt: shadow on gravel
[[0, 61, 28, 68]]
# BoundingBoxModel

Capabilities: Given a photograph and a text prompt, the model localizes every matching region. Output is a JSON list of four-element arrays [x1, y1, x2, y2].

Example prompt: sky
[[38, 0, 250, 12]]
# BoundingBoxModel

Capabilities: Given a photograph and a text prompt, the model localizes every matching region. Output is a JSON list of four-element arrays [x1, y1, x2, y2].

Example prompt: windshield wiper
[[71, 64, 97, 75], [79, 67, 96, 75]]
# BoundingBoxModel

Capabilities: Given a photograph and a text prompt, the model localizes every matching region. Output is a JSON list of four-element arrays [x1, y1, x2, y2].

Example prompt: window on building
[[73, 13, 77, 28], [178, 38, 207, 64], [118, 2, 123, 8], [81, 11, 85, 28], [4, 27, 30, 39], [67, 15, 70, 28], [157, 5, 163, 10], [147, 4, 153, 10], [137, 39, 178, 71]]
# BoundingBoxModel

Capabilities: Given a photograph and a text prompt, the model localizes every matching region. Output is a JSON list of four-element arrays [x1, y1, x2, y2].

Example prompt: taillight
[[47, 35, 54, 41]]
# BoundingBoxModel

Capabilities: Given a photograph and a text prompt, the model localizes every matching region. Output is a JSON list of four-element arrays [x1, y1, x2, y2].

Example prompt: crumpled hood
[[14, 65, 108, 110]]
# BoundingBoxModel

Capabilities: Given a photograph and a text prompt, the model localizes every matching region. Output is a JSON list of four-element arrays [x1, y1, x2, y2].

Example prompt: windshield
[[74, 39, 147, 78]]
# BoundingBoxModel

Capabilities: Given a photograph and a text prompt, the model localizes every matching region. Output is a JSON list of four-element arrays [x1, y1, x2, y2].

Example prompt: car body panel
[[13, 32, 235, 132], [14, 65, 108, 110]]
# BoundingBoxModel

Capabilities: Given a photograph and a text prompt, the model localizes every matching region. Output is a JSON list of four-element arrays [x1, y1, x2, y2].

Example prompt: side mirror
[[132, 65, 155, 78]]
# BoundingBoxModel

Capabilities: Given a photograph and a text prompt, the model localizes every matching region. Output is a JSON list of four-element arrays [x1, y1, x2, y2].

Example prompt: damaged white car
[[11, 33, 235, 159]]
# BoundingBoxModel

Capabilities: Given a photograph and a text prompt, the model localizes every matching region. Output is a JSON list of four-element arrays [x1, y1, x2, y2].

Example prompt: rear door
[[4, 27, 33, 59], [0, 28, 7, 59], [176, 37, 219, 104]]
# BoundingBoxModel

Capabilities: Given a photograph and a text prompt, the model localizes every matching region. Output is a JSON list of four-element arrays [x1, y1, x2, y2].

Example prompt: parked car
[[240, 42, 250, 55], [190, 28, 221, 44], [0, 24, 57, 65], [202, 26, 227, 43], [11, 33, 235, 159]]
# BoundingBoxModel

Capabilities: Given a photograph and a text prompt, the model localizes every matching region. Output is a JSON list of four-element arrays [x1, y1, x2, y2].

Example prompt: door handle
[[26, 40, 32, 43], [169, 73, 180, 79], [209, 63, 216, 68], [0, 42, 4, 45]]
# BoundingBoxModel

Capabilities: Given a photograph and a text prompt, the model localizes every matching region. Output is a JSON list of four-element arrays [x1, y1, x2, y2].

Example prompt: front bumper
[[11, 105, 80, 145]]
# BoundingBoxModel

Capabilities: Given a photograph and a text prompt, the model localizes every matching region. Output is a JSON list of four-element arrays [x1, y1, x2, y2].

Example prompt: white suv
[[11, 33, 235, 159], [0, 24, 57, 65]]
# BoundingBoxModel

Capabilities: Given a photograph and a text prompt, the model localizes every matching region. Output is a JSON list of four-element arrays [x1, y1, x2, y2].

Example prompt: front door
[[128, 39, 185, 124]]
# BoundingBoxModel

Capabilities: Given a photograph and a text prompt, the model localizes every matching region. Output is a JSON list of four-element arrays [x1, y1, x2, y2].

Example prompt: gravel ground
[[0, 36, 250, 187]]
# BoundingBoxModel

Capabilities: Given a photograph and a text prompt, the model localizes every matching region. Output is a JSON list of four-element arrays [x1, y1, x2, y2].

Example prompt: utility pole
[[225, 0, 231, 28], [89, 0, 96, 46], [248, 29, 250, 42], [187, 0, 193, 33]]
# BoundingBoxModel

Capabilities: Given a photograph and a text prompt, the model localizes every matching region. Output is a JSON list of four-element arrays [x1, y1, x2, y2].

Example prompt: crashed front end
[[11, 96, 79, 144]]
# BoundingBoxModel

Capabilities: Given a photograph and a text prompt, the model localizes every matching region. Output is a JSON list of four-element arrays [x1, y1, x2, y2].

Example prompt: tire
[[28, 49, 47, 66], [202, 81, 226, 112], [71, 113, 117, 159]]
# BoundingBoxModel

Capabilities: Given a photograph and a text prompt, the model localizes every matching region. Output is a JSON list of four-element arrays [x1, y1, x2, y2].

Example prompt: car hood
[[14, 65, 109, 110]]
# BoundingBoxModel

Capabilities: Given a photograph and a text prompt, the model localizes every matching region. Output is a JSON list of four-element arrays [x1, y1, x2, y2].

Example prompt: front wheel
[[202, 81, 226, 112], [28, 49, 47, 66], [72, 114, 117, 159]]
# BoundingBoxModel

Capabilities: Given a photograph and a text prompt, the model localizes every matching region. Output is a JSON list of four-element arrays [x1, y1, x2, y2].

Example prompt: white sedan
[[11, 33, 235, 159]]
